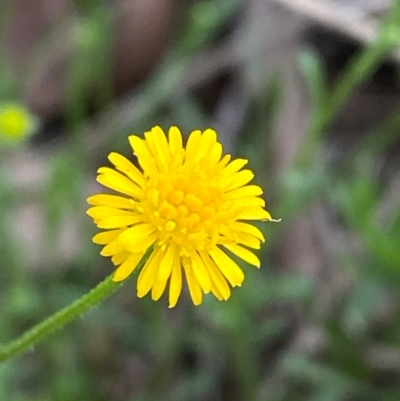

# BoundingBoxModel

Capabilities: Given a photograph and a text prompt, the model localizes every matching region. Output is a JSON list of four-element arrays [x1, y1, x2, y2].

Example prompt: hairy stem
[[0, 273, 121, 362]]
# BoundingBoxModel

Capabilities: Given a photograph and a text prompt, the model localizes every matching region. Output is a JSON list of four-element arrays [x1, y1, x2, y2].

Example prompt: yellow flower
[[87, 126, 272, 307], [0, 103, 37, 144]]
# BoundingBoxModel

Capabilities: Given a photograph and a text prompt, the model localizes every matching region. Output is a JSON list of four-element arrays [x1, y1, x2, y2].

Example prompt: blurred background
[[1, 0, 400, 400]]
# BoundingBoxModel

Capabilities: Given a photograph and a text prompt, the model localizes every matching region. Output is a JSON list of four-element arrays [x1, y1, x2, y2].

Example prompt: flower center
[[139, 168, 226, 255]]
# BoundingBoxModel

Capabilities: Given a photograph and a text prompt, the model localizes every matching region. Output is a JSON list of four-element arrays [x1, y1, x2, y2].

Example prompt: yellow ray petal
[[92, 229, 122, 245], [237, 233, 262, 249], [210, 284, 224, 300], [100, 240, 125, 257], [223, 243, 260, 268], [147, 126, 170, 168], [220, 158, 248, 178], [118, 224, 157, 252], [87, 194, 136, 210], [184, 130, 202, 165], [207, 142, 223, 169], [220, 170, 254, 191], [128, 135, 158, 176], [96, 215, 143, 229], [97, 169, 142, 198], [183, 261, 203, 305], [168, 126, 183, 154], [168, 253, 182, 308], [157, 244, 176, 282], [238, 207, 272, 221], [190, 251, 211, 293], [200, 251, 231, 300], [212, 154, 231, 176], [126, 233, 157, 253], [231, 222, 265, 241], [137, 248, 163, 298], [224, 185, 263, 200], [233, 197, 266, 208], [209, 247, 244, 287], [111, 250, 131, 266], [198, 129, 217, 160], [87, 206, 138, 220], [113, 252, 145, 282], [151, 279, 168, 301], [108, 152, 146, 187]]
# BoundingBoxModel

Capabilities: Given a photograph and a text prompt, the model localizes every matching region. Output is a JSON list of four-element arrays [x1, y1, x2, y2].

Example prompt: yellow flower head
[[0, 103, 37, 144], [87, 126, 273, 307]]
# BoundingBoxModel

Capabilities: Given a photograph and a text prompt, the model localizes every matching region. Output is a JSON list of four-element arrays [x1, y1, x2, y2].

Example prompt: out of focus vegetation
[[1, 0, 400, 400]]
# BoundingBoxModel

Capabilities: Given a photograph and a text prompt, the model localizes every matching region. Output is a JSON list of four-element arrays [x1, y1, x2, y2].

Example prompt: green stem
[[0, 273, 121, 363]]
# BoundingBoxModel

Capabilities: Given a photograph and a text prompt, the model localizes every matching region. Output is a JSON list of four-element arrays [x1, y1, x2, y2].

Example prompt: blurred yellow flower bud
[[0, 103, 38, 146]]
